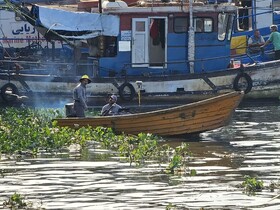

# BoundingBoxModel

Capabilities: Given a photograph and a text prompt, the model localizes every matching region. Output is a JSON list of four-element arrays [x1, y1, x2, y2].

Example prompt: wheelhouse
[[89, 4, 236, 77]]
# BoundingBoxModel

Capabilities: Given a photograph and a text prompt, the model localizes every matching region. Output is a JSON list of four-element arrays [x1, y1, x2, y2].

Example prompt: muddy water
[[1, 104, 280, 209]]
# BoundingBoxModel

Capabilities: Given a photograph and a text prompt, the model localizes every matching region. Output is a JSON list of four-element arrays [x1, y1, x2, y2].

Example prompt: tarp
[[31, 5, 120, 39], [231, 35, 247, 55]]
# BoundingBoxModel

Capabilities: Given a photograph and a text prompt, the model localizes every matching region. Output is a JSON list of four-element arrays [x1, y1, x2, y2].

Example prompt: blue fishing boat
[[0, 0, 279, 107]]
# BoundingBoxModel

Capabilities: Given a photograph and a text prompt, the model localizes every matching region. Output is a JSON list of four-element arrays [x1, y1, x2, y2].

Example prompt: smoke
[[26, 93, 73, 109]]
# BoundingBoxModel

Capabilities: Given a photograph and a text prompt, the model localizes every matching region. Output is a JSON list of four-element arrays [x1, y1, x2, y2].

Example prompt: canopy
[[31, 5, 120, 39]]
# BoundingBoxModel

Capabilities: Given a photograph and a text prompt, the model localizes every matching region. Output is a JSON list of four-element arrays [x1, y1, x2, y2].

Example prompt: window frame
[[173, 16, 214, 33]]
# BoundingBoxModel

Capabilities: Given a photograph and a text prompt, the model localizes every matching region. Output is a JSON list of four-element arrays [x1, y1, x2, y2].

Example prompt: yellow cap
[[79, 75, 92, 83]]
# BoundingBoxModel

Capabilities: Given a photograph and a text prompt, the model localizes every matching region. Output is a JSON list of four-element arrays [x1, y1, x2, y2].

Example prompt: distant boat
[[0, 3, 66, 60], [0, 0, 279, 107], [54, 91, 244, 136]]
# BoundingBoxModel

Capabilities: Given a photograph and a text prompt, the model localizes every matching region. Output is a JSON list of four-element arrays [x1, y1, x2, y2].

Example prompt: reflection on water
[[1, 104, 280, 209]]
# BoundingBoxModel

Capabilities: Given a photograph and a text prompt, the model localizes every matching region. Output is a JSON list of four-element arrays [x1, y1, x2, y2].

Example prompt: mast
[[99, 0, 102, 13], [188, 0, 195, 74]]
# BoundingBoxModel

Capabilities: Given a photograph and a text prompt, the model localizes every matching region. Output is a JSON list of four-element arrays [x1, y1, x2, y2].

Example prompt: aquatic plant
[[241, 175, 264, 195], [0, 107, 195, 175], [86, 127, 195, 174], [88, 126, 119, 149], [165, 143, 195, 175], [166, 203, 176, 209], [118, 133, 159, 166], [268, 180, 280, 192], [0, 107, 76, 156], [3, 192, 45, 209], [81, 126, 161, 165], [70, 124, 195, 174], [3, 192, 30, 209]]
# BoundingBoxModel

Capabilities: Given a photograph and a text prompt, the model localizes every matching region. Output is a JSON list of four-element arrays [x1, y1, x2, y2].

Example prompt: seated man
[[248, 29, 265, 54], [101, 94, 122, 116]]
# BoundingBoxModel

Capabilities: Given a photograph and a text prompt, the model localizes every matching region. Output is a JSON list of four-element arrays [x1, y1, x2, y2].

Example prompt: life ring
[[233, 73, 253, 94], [118, 82, 136, 101], [1, 83, 19, 102]]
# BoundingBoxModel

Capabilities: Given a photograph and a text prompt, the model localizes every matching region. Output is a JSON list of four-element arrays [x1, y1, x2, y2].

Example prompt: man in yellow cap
[[73, 75, 91, 117]]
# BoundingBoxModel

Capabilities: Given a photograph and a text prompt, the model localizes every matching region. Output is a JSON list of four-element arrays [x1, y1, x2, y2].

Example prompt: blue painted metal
[[97, 31, 231, 77], [208, 0, 229, 4]]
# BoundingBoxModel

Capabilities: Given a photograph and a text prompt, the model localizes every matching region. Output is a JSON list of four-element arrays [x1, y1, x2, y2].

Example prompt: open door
[[256, 0, 273, 29], [148, 18, 166, 67], [132, 17, 167, 68]]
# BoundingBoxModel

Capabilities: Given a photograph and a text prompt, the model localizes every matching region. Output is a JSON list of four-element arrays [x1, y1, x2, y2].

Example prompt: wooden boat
[[54, 91, 244, 136]]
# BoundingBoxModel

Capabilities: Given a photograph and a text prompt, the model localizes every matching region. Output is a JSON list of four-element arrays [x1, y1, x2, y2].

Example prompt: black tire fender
[[1, 83, 19, 102], [233, 73, 253, 94], [118, 82, 136, 101]]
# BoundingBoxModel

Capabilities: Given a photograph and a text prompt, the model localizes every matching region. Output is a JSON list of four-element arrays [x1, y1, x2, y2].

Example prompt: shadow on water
[[1, 102, 280, 209], [164, 133, 202, 142]]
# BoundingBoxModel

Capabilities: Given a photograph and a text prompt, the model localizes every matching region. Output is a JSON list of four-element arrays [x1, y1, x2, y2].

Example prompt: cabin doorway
[[256, 0, 273, 29], [132, 17, 166, 68]]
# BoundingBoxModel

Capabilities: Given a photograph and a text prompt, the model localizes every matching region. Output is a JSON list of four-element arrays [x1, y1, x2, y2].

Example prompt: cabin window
[[174, 17, 188, 33], [174, 17, 213, 33], [194, 18, 213, 32], [15, 12, 26, 21], [274, 0, 280, 10], [273, 0, 280, 21], [105, 36, 117, 57], [227, 14, 234, 41], [87, 36, 117, 57], [136, 22, 146, 32], [204, 19, 213, 32], [236, 0, 252, 31], [195, 18, 203, 32], [218, 13, 230, 41]]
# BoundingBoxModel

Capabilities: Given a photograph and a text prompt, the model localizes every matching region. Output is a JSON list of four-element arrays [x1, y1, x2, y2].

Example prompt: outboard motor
[[65, 103, 76, 117]]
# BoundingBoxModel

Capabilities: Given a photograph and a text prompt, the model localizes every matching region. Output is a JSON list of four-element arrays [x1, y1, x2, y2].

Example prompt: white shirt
[[101, 103, 122, 116]]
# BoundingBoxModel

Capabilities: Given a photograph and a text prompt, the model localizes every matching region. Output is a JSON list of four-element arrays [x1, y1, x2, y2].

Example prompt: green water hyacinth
[[241, 175, 264, 196], [0, 107, 195, 176], [0, 107, 77, 156], [2, 192, 45, 209]]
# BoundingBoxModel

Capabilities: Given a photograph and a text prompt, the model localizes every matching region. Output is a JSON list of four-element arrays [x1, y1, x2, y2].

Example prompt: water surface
[[0, 103, 280, 209]]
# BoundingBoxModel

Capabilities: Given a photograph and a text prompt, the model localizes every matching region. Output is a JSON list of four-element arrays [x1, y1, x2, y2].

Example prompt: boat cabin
[[87, 1, 236, 77]]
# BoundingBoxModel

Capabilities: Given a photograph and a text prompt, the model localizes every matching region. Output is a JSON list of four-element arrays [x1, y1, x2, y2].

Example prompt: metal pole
[[99, 0, 102, 13], [188, 0, 195, 74]]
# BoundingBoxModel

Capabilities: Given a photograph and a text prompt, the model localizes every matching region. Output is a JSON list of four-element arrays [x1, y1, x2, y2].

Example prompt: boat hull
[[54, 91, 244, 136], [0, 60, 279, 107]]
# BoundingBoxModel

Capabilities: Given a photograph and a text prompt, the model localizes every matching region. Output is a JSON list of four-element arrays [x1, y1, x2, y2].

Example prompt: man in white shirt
[[101, 94, 122, 116], [248, 29, 265, 54]]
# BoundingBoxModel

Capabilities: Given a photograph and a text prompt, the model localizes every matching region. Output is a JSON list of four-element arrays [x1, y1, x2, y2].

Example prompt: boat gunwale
[[56, 91, 243, 121]]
